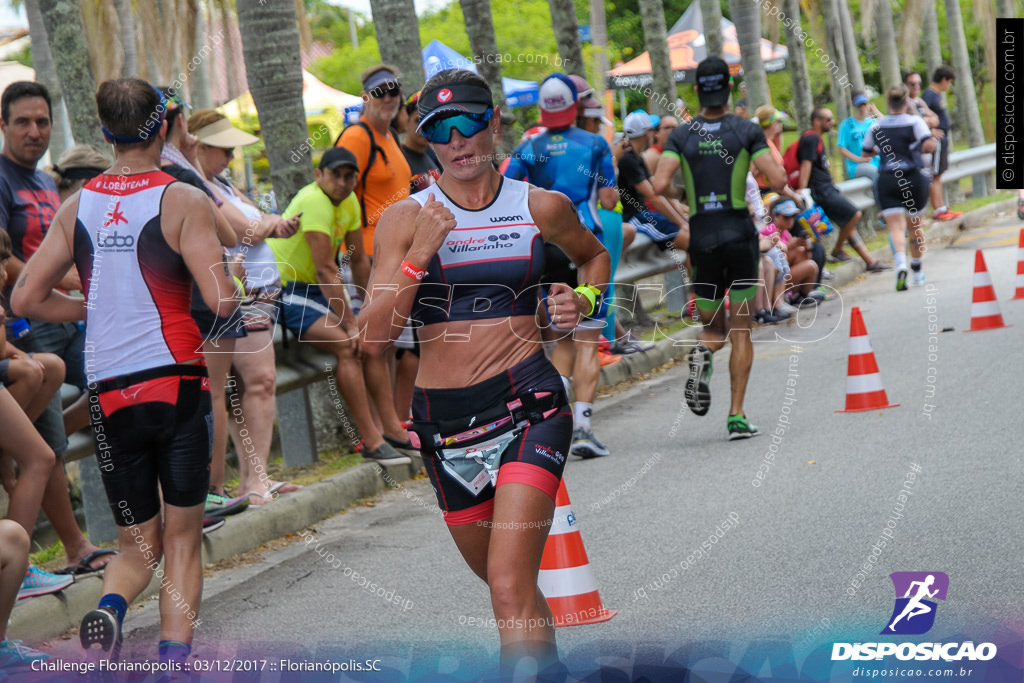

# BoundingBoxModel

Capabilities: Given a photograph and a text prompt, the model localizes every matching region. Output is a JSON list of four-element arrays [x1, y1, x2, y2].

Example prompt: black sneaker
[[383, 433, 417, 457], [80, 607, 122, 662], [727, 414, 760, 440], [685, 345, 713, 416], [363, 441, 412, 466]]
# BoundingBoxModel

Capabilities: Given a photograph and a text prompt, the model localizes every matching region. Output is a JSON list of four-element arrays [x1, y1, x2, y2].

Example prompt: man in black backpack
[[796, 108, 889, 272], [335, 65, 415, 455]]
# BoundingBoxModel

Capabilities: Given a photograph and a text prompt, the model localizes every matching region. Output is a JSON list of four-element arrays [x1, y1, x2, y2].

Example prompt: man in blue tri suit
[[504, 73, 618, 459]]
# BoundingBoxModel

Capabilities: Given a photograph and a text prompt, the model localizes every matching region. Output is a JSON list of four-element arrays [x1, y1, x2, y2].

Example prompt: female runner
[[360, 69, 609, 677]]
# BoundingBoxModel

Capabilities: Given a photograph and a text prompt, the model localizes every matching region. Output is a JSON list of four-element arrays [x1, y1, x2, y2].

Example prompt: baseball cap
[[772, 199, 801, 217], [623, 111, 654, 138], [852, 93, 870, 106], [319, 147, 359, 172], [568, 74, 601, 109], [538, 74, 578, 129], [417, 77, 495, 131], [363, 68, 400, 92], [695, 57, 731, 108], [193, 118, 259, 148], [582, 107, 613, 127]]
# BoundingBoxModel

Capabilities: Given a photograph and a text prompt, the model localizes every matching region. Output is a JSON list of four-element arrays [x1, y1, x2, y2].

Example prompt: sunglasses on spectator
[[421, 110, 493, 144], [370, 86, 401, 99]]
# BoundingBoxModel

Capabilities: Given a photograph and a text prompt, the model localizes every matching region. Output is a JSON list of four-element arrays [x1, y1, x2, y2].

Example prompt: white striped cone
[[537, 480, 616, 627], [1011, 230, 1024, 300], [837, 307, 899, 413], [967, 250, 1010, 332]]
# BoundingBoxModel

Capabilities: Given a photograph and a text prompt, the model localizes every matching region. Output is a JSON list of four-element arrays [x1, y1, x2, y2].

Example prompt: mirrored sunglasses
[[422, 110, 493, 144]]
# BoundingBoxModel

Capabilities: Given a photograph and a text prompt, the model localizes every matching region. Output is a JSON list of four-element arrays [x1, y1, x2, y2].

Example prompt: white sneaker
[[911, 270, 926, 286], [774, 301, 798, 317]]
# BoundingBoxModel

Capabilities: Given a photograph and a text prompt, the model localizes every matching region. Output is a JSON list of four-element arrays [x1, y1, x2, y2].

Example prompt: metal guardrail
[[620, 143, 998, 280]]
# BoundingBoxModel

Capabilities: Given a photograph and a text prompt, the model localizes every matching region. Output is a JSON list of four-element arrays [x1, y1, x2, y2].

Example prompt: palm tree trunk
[[922, 2, 942, 82], [139, 0, 167, 83], [873, 0, 901, 90], [637, 0, 676, 117], [236, 0, 312, 206], [219, 0, 239, 100], [997, 0, 1017, 16], [782, 0, 813, 134], [38, 0, 107, 151], [459, 0, 506, 109], [368, 0, 426, 93], [190, 2, 213, 109], [548, 0, 586, 77], [819, 0, 850, 123], [295, 0, 313, 56], [728, 0, 769, 113], [459, 0, 510, 154], [943, 0, 984, 148], [700, 0, 723, 58], [588, 0, 610, 97], [837, 0, 865, 94], [24, 0, 69, 158], [115, 0, 137, 76]]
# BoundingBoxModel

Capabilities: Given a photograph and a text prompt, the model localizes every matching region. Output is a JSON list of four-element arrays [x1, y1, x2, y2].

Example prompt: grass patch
[[952, 189, 1014, 214], [30, 540, 65, 570], [221, 448, 366, 496]]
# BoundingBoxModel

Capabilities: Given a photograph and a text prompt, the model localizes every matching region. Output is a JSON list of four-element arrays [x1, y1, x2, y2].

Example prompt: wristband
[[401, 260, 428, 281], [574, 283, 602, 317]]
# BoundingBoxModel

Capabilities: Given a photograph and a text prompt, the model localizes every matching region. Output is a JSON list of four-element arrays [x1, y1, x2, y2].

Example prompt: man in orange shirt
[[336, 65, 413, 450], [337, 65, 412, 257]]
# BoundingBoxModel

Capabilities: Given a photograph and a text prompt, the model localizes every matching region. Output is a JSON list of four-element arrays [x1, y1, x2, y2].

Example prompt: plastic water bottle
[[9, 318, 30, 339]]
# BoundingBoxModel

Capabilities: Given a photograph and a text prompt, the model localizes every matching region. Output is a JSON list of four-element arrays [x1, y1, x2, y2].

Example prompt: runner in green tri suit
[[652, 57, 793, 441]]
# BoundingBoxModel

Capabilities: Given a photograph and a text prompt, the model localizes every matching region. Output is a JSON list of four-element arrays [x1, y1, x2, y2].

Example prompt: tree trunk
[[782, 0, 813, 134], [295, 0, 313, 56], [459, 0, 511, 154], [38, 0, 106, 151], [944, 0, 984, 147], [836, 0, 865, 94], [190, 2, 213, 110], [589, 0, 610, 97], [922, 2, 942, 83], [637, 0, 676, 117], [219, 0, 239, 100], [700, 0, 723, 58], [819, 0, 850, 123], [24, 0, 70, 157], [459, 0, 506, 109], [728, 0, 769, 113], [997, 0, 1017, 16], [236, 0, 313, 206], [873, 0, 901, 91], [547, 0, 586, 77], [115, 0, 137, 77], [368, 0, 426, 93], [139, 0, 167, 83]]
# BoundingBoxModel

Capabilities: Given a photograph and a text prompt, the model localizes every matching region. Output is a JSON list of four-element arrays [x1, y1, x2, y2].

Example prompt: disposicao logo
[[832, 572, 997, 662], [882, 571, 948, 635]]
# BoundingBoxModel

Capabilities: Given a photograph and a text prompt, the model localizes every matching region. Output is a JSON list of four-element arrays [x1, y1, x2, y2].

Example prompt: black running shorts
[[90, 365, 213, 526]]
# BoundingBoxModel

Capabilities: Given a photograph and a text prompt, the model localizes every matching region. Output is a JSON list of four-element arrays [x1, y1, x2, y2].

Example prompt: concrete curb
[[13, 199, 1007, 645]]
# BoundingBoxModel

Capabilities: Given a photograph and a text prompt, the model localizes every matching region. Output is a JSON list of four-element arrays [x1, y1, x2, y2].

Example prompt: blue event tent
[[421, 40, 539, 109]]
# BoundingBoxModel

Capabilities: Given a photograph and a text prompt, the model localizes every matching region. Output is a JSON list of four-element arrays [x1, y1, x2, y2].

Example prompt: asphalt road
[[38, 213, 1024, 682]]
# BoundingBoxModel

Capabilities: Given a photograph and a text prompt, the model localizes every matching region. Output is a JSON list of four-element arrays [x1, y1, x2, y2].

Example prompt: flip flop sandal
[[55, 549, 117, 576]]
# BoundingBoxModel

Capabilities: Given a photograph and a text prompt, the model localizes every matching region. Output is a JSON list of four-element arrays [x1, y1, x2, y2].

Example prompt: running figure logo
[[881, 571, 949, 635]]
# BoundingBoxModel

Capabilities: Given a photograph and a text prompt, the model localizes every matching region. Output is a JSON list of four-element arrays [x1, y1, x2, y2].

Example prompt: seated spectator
[[270, 148, 410, 466], [0, 520, 49, 668], [190, 109, 303, 505], [768, 198, 822, 307], [837, 93, 881, 181]]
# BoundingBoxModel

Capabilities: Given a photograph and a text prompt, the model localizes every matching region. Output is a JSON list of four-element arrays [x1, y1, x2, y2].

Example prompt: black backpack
[[335, 121, 389, 229]]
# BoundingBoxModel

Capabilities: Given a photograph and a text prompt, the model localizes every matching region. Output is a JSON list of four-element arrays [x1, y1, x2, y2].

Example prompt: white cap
[[623, 111, 654, 138]]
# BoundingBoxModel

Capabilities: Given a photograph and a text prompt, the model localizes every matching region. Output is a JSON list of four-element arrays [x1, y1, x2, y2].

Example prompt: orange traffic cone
[[966, 250, 1011, 332], [1011, 230, 1024, 300], [836, 307, 899, 413], [538, 480, 616, 627]]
